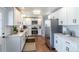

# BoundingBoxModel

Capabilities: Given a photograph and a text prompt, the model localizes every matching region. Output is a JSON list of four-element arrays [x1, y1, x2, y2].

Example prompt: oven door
[[31, 29, 38, 36]]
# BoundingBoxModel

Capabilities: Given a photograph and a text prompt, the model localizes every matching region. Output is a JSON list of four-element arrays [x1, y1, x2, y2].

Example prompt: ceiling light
[[33, 10, 41, 14]]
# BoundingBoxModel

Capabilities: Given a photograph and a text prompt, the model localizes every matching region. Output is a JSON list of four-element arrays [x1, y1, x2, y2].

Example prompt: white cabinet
[[54, 35, 60, 51], [66, 8, 76, 25], [54, 34, 79, 52], [6, 37, 20, 52], [48, 13, 54, 19], [23, 18, 32, 26], [6, 34, 26, 52], [64, 40, 72, 52], [66, 7, 79, 25], [20, 34, 26, 51], [58, 8, 67, 25], [50, 8, 67, 25], [54, 34, 64, 52], [64, 40, 78, 52], [14, 8, 21, 25], [38, 19, 42, 26], [0, 12, 2, 36], [8, 8, 21, 26], [57, 7, 79, 25], [38, 29, 41, 35], [53, 10, 59, 19], [28, 26, 31, 36], [8, 8, 14, 25]]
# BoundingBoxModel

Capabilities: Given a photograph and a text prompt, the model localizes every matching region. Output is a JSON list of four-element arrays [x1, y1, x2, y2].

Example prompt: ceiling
[[18, 7, 61, 17]]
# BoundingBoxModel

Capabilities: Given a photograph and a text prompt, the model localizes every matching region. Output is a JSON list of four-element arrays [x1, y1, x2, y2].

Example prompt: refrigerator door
[[50, 19, 62, 48], [45, 20, 51, 49]]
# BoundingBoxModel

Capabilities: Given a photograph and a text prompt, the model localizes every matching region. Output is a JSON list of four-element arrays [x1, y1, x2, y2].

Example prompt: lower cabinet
[[54, 34, 64, 52], [54, 34, 79, 52], [64, 40, 72, 52], [6, 37, 20, 52], [6, 35, 26, 52], [20, 35, 26, 51], [65, 40, 78, 52]]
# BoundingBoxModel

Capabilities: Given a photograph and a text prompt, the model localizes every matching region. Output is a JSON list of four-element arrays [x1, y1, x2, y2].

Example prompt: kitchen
[[0, 7, 79, 52]]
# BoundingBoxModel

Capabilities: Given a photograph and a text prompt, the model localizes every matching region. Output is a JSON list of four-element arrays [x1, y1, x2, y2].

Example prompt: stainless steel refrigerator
[[45, 18, 62, 49]]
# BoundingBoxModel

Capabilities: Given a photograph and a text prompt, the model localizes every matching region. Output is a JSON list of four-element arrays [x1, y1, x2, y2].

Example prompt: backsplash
[[5, 26, 13, 36], [63, 25, 79, 37]]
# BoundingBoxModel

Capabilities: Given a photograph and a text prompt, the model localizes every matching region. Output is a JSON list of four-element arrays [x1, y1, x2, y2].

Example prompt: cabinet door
[[54, 35, 62, 52], [20, 35, 26, 51], [68, 41, 79, 52], [23, 18, 31, 26], [64, 40, 77, 52], [38, 29, 41, 35], [38, 19, 42, 26], [6, 37, 20, 52], [58, 8, 67, 25], [54, 36, 58, 51], [0, 8, 6, 52], [54, 10, 60, 19], [73, 8, 79, 25], [66, 8, 76, 25], [65, 41, 71, 52], [8, 8, 14, 26], [28, 26, 31, 36], [14, 8, 21, 25], [0, 12, 2, 36], [20, 36, 24, 51], [66, 7, 79, 25]]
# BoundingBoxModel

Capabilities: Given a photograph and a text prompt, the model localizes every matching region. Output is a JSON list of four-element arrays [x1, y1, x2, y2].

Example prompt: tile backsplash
[[5, 26, 13, 36], [63, 25, 79, 37]]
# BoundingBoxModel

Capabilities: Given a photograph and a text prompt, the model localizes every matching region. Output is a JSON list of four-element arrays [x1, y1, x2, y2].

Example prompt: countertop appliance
[[45, 18, 62, 49]]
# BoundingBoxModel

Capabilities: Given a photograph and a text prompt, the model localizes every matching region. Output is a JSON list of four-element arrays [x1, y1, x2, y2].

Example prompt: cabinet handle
[[56, 40, 58, 43], [66, 41, 70, 44], [74, 19, 76, 23], [73, 19, 76, 23], [60, 21, 63, 24], [66, 46, 69, 52]]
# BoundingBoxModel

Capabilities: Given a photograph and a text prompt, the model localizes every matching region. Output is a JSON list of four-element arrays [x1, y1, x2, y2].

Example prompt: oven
[[31, 27, 38, 36]]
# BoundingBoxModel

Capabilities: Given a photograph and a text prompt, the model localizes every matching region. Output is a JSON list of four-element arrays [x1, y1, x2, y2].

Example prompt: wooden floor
[[35, 36, 50, 52], [23, 36, 56, 52]]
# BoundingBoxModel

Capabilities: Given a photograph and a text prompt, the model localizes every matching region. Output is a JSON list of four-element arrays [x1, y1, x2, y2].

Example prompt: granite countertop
[[8, 29, 28, 37], [54, 33, 79, 44]]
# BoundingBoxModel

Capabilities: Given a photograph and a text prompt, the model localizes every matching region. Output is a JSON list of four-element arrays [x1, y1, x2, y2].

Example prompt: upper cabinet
[[58, 8, 67, 25], [66, 7, 79, 25], [58, 7, 79, 25], [23, 17, 32, 26], [0, 10, 2, 36], [8, 8, 21, 26], [37, 18, 42, 26], [8, 8, 14, 25], [14, 8, 21, 25]]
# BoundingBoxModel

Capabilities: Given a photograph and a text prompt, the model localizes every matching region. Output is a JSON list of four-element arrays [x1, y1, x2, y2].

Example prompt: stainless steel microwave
[[32, 20, 38, 25]]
